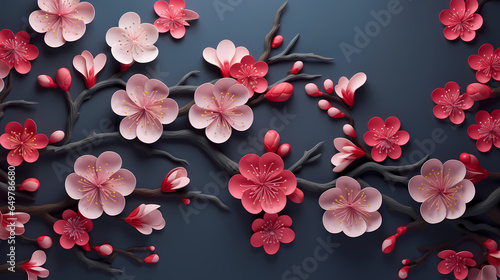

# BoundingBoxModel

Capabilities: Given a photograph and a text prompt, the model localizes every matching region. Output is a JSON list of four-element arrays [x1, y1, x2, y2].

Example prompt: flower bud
[[264, 130, 280, 153], [466, 83, 493, 101], [271, 35, 283, 48], [327, 107, 345, 118], [305, 83, 322, 97], [382, 235, 397, 254], [81, 243, 91, 251], [323, 79, 334, 94], [343, 124, 356, 137], [144, 254, 159, 263], [148, 246, 156, 252], [265, 82, 293, 102], [277, 144, 291, 157], [397, 226, 407, 236], [49, 130, 65, 144], [37, 75, 57, 88], [37, 236, 52, 249], [56, 68, 71, 91], [95, 244, 113, 256], [398, 266, 410, 279], [291, 61, 303, 74], [318, 99, 332, 111], [401, 259, 410, 265], [20, 178, 40, 192], [288, 188, 304, 204], [459, 152, 489, 184], [181, 198, 191, 205], [483, 239, 498, 253]]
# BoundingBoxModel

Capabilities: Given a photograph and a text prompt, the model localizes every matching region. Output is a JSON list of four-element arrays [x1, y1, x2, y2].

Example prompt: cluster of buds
[[382, 226, 407, 254], [38, 68, 72, 91]]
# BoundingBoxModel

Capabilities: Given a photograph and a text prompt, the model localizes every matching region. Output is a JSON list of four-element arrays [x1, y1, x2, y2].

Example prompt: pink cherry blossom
[[161, 167, 190, 192], [319, 176, 382, 237], [229, 55, 268, 98], [469, 44, 500, 83], [22, 250, 49, 280], [154, 0, 199, 39], [432, 81, 474, 124], [439, 0, 483, 42], [334, 72, 367, 106], [111, 74, 179, 144], [29, 0, 95, 48], [188, 78, 253, 144], [0, 212, 30, 240], [363, 116, 410, 162], [106, 12, 159, 64], [0, 119, 49, 166], [467, 110, 500, 152], [53, 210, 93, 249], [65, 151, 137, 219], [437, 250, 476, 280], [0, 60, 9, 92], [0, 29, 38, 74], [250, 213, 295, 255], [125, 204, 166, 235], [203, 39, 249, 77], [468, 265, 498, 280], [73, 50, 106, 89], [331, 137, 365, 172], [408, 159, 475, 224], [228, 153, 297, 214]]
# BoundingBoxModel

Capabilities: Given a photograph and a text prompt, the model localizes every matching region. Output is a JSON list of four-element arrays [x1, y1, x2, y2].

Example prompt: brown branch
[[259, 0, 288, 62]]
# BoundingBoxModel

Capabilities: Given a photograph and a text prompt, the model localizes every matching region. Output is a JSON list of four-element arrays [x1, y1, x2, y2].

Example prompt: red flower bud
[[120, 61, 134, 72], [265, 82, 293, 102], [323, 79, 334, 94], [181, 198, 191, 205], [144, 254, 159, 263], [483, 239, 498, 253], [466, 83, 494, 101], [398, 266, 410, 279], [49, 130, 65, 144], [37, 236, 53, 249], [148, 246, 156, 251], [291, 61, 303, 74], [401, 259, 410, 265], [305, 83, 322, 97], [271, 35, 283, 48], [397, 226, 407, 236], [288, 188, 304, 203], [382, 235, 397, 254], [327, 107, 345, 118], [37, 75, 57, 88], [264, 130, 280, 153], [459, 152, 489, 184], [95, 244, 113, 256], [56, 68, 71, 91], [318, 100, 332, 111], [81, 243, 91, 251], [277, 143, 291, 157], [343, 124, 356, 137], [20, 178, 40, 192]]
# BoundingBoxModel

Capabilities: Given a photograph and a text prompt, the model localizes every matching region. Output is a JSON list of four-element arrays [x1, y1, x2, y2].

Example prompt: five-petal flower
[[0, 119, 49, 166], [363, 116, 410, 162], [154, 0, 199, 39], [0, 29, 38, 74], [432, 81, 474, 124], [53, 209, 93, 249], [203, 39, 249, 77], [250, 213, 295, 255], [468, 44, 500, 83], [439, 0, 483, 42], [467, 110, 500, 152], [437, 250, 476, 280], [229, 55, 268, 98]]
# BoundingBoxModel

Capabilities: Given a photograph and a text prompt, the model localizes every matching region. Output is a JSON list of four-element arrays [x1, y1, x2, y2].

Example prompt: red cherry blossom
[[0, 29, 38, 74], [363, 116, 410, 162], [437, 250, 476, 280], [250, 213, 295, 255], [0, 119, 49, 166], [53, 210, 93, 249], [467, 110, 500, 152], [439, 0, 483, 42], [468, 44, 500, 83], [153, 0, 199, 39], [459, 153, 489, 184], [230, 55, 268, 98], [432, 81, 474, 124]]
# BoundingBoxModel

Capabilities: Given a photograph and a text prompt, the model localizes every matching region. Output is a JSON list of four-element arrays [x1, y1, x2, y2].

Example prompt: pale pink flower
[[73, 50, 106, 89], [22, 250, 49, 280], [65, 151, 137, 219], [335, 72, 367, 106], [125, 204, 166, 235], [188, 78, 253, 144], [319, 176, 382, 237], [154, 0, 199, 39], [203, 39, 249, 77], [29, 0, 95, 47], [0, 212, 30, 240], [53, 209, 92, 249], [111, 74, 179, 144], [408, 159, 475, 224], [468, 265, 498, 280], [331, 137, 365, 172], [161, 167, 190, 192]]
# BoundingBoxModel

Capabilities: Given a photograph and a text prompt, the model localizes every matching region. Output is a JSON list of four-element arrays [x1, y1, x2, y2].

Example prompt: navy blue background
[[1, 0, 500, 279]]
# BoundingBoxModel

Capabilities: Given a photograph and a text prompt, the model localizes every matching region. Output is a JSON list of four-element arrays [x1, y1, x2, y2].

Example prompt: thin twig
[[288, 142, 323, 173], [259, 0, 288, 62], [267, 34, 334, 64]]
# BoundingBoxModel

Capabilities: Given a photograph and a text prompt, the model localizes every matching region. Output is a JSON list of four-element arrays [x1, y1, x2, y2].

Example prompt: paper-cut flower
[[203, 39, 249, 77], [125, 204, 166, 235], [228, 153, 297, 214], [363, 116, 410, 162], [467, 110, 500, 152], [265, 82, 293, 102], [22, 250, 49, 280], [161, 167, 189, 192], [468, 265, 497, 280], [483, 239, 500, 277], [53, 209, 93, 249], [229, 55, 268, 98], [153, 0, 199, 39], [73, 51, 106, 89], [432, 81, 474, 124], [439, 0, 483, 42], [111, 74, 179, 144], [437, 250, 476, 280], [468, 44, 500, 83], [188, 78, 253, 144], [408, 159, 475, 224], [459, 153, 489, 184], [106, 12, 159, 64], [334, 72, 367, 106], [65, 151, 137, 219], [319, 176, 382, 237], [0, 119, 49, 166], [29, 0, 95, 48], [250, 213, 295, 255], [0, 211, 30, 240], [0, 60, 9, 91], [0, 30, 38, 74], [331, 137, 365, 172]]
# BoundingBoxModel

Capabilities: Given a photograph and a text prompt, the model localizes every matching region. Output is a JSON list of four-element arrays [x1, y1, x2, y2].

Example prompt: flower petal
[[74, 2, 95, 24], [74, 155, 97, 182], [365, 211, 382, 232], [106, 169, 136, 196], [111, 90, 141, 116], [250, 232, 264, 247], [205, 115, 231, 144], [224, 105, 253, 131], [261, 190, 286, 214], [101, 192, 126, 216], [346, 72, 367, 93], [95, 151, 122, 182], [322, 210, 343, 234], [280, 228, 295, 243], [61, 18, 86, 42], [189, 105, 216, 129], [341, 216, 367, 237], [420, 196, 447, 224], [228, 174, 253, 199], [65, 173, 86, 199], [444, 26, 460, 41], [241, 189, 263, 214], [78, 191, 103, 219]]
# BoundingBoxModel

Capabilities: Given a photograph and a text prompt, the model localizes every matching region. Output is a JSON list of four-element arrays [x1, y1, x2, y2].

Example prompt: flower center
[[64, 216, 87, 240], [260, 220, 284, 244], [1, 38, 28, 65]]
